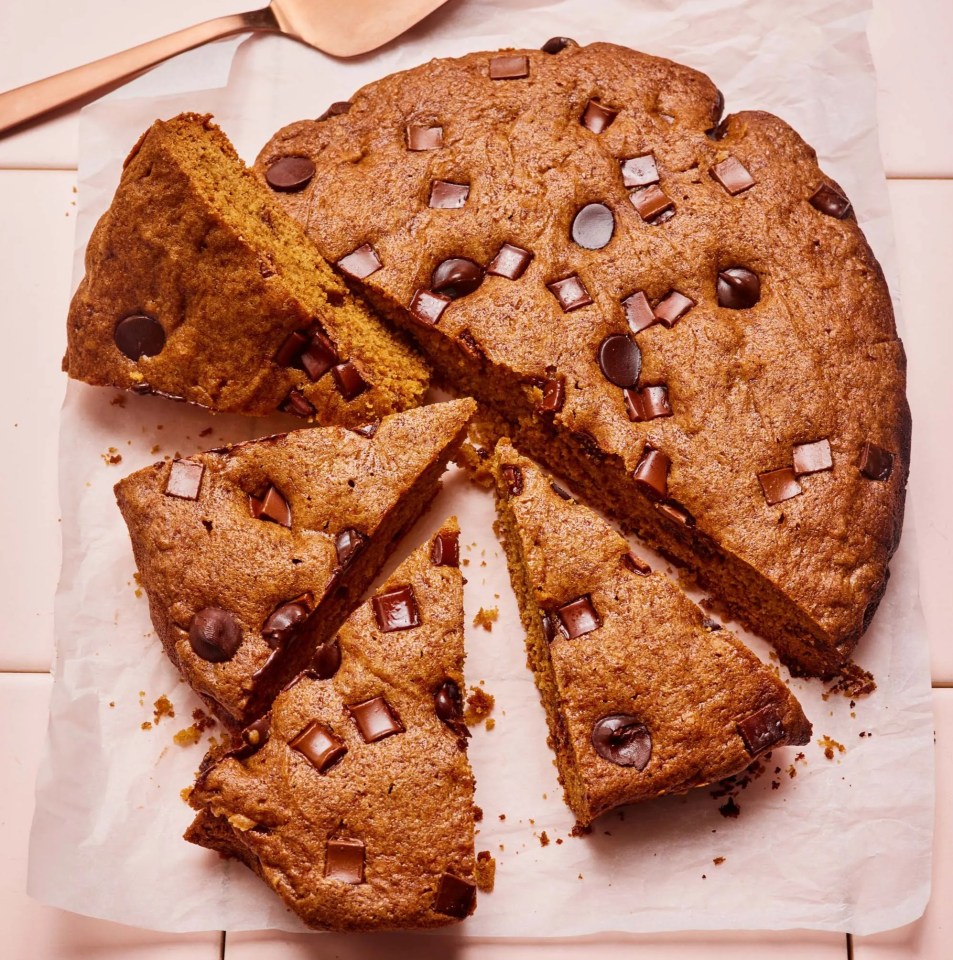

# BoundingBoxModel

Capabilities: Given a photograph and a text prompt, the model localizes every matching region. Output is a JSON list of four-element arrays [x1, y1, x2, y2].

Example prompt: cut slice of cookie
[[114, 398, 475, 729], [65, 112, 429, 426], [185, 518, 477, 931], [491, 439, 811, 826]]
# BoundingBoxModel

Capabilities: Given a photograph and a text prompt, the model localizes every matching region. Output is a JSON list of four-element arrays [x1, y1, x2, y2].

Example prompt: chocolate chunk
[[571, 203, 615, 250], [550, 482, 573, 501], [581, 100, 617, 134], [489, 55, 529, 79], [710, 156, 755, 195], [859, 442, 893, 481], [706, 115, 730, 141], [434, 872, 477, 918], [429, 181, 470, 209], [337, 245, 382, 282], [165, 459, 204, 500], [653, 290, 695, 327], [717, 267, 761, 309], [251, 484, 292, 527], [591, 715, 652, 769], [431, 531, 460, 567], [317, 101, 351, 121], [541, 611, 557, 643], [623, 290, 657, 333], [188, 607, 242, 662], [353, 421, 379, 438], [712, 88, 726, 126], [301, 332, 338, 382], [597, 334, 642, 388], [556, 594, 601, 639], [409, 288, 451, 326], [547, 275, 592, 312], [263, 596, 311, 647], [331, 528, 366, 569], [407, 124, 443, 151], [538, 376, 565, 416], [274, 330, 309, 367], [290, 720, 347, 773], [501, 463, 524, 496], [324, 838, 365, 883], [737, 704, 785, 755], [656, 498, 696, 527], [631, 184, 674, 222], [280, 389, 315, 418], [624, 384, 672, 422], [331, 361, 368, 401], [622, 551, 651, 575], [541, 36, 576, 53], [114, 314, 165, 360], [810, 182, 852, 219], [373, 585, 421, 632], [457, 330, 485, 361], [264, 156, 315, 192], [432, 258, 484, 298], [311, 638, 342, 680], [231, 714, 271, 760], [633, 447, 670, 500], [793, 439, 833, 476], [435, 679, 469, 734], [348, 696, 404, 742], [487, 243, 533, 280], [573, 429, 605, 462], [621, 154, 659, 188], [758, 467, 803, 505]]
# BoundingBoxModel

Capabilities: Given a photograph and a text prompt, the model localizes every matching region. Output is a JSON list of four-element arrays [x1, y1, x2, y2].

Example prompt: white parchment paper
[[28, 0, 934, 937]]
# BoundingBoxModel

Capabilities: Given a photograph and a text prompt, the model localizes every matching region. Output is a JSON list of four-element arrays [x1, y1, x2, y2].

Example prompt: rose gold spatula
[[0, 0, 448, 137]]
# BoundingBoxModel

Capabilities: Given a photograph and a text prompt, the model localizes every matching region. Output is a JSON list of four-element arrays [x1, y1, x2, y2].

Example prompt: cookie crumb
[[102, 447, 123, 465], [539, 831, 550, 847], [475, 850, 496, 892], [174, 725, 202, 746], [140, 721, 152, 731], [718, 797, 740, 819], [110, 394, 127, 407], [485, 717, 496, 732], [818, 734, 846, 760], [153, 695, 175, 724], [464, 687, 495, 725], [713, 856, 726, 865], [199, 426, 213, 437], [180, 786, 193, 804]]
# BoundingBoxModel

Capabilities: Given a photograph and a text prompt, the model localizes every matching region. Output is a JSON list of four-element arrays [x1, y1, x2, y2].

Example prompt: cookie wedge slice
[[491, 439, 811, 826], [115, 398, 475, 729], [185, 518, 477, 930]]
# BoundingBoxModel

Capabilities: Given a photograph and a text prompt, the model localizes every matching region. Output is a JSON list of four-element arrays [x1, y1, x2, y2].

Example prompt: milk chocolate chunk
[[623, 290, 657, 333], [434, 872, 477, 918], [301, 333, 338, 382], [165, 459, 204, 500], [331, 361, 368, 401], [264, 156, 315, 192], [810, 182, 852, 219], [409, 288, 451, 326], [349, 696, 404, 743], [859, 442, 894, 481], [621, 154, 660, 188], [263, 596, 311, 647], [758, 467, 803, 505], [656, 498, 696, 527], [653, 290, 695, 327], [622, 551, 651, 575], [625, 384, 672, 422], [581, 99, 618, 134], [251, 484, 292, 527], [334, 528, 368, 569], [431, 530, 460, 567], [336, 243, 382, 280], [324, 837, 365, 883], [542, 36, 577, 53], [274, 330, 309, 367], [793, 439, 833, 476], [407, 124, 444, 151], [114, 314, 165, 360], [598, 334, 642, 388], [291, 720, 347, 773], [429, 180, 470, 209], [188, 606, 242, 662], [538, 376, 565, 416], [547, 275, 592, 312], [373, 585, 421, 632], [737, 704, 785, 755], [280, 389, 315, 418], [631, 184, 674, 222], [592, 715, 652, 769], [633, 447, 671, 500], [556, 594, 601, 639], [717, 267, 761, 309], [710, 156, 755, 195], [230, 714, 271, 760], [571, 202, 615, 249], [432, 258, 484, 298], [489, 55, 529, 79], [316, 101, 351, 121], [501, 464, 524, 496], [487, 242, 533, 280]]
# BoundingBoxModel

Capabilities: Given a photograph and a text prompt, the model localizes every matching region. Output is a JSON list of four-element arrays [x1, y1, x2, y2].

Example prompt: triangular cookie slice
[[491, 440, 811, 826], [115, 398, 475, 729], [185, 518, 477, 930], [66, 113, 429, 427]]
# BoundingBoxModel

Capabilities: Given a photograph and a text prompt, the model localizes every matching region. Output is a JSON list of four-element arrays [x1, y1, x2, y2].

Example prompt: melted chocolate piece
[[592, 715, 652, 768], [737, 704, 786, 755], [757, 467, 803, 505], [859, 442, 894, 481], [621, 154, 659, 188], [165, 459, 204, 500], [541, 611, 557, 643], [434, 873, 477, 918], [431, 531, 460, 567], [656, 498, 696, 527], [228, 714, 272, 761], [280, 389, 315, 418], [622, 551, 651, 575], [317, 101, 351, 121], [487, 243, 533, 280], [581, 99, 617, 134], [712, 88, 726, 126], [335, 528, 368, 568], [311, 638, 342, 680], [251, 484, 292, 527], [653, 290, 695, 327], [331, 361, 368, 401], [336, 244, 382, 280], [489, 55, 529, 79], [571, 203, 615, 249], [435, 679, 471, 740], [432, 258, 484, 298], [429, 180, 470, 209], [274, 330, 310, 368], [538, 376, 565, 416], [188, 607, 242, 662], [290, 720, 347, 773], [810, 182, 852, 219], [623, 290, 656, 333], [633, 447, 670, 500], [556, 594, 601, 639], [264, 156, 315, 192], [325, 838, 365, 883], [547, 275, 592, 312], [710, 156, 755, 195], [624, 384, 672, 422], [793, 439, 833, 476], [541, 36, 577, 53], [717, 267, 761, 309], [407, 124, 443, 151], [114, 314, 165, 360], [373, 585, 421, 632], [597, 334, 642, 388], [300, 332, 338, 382], [262, 596, 311, 647], [631, 184, 674, 222], [348, 696, 404, 742], [501, 463, 524, 496], [409, 288, 451, 326]]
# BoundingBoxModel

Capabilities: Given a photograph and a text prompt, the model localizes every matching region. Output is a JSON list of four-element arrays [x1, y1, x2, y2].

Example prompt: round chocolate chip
[[264, 156, 315, 192], [716, 267, 761, 309], [262, 599, 310, 648], [114, 314, 165, 360], [541, 37, 577, 54], [571, 202, 615, 250], [591, 715, 652, 769], [431, 258, 484, 299], [435, 679, 464, 723], [311, 638, 342, 680], [188, 607, 242, 663], [597, 334, 642, 388]]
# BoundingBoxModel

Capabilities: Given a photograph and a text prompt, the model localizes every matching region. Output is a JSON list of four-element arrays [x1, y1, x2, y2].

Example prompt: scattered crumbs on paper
[[464, 686, 495, 727], [472, 606, 499, 631], [140, 721, 152, 731], [199, 426, 213, 437], [173, 725, 201, 746], [475, 850, 496, 892], [498, 813, 506, 821], [473, 805, 483, 822], [555, 837, 563, 845], [108, 701, 115, 708], [819, 734, 846, 760], [538, 831, 550, 847], [152, 695, 175, 724], [713, 856, 726, 866], [859, 730, 873, 738], [485, 717, 496, 732], [462, 558, 470, 567], [101, 447, 123, 465], [180, 786, 193, 804], [110, 394, 126, 407], [138, 691, 146, 707], [570, 823, 592, 838], [150, 444, 161, 455], [718, 797, 740, 819]]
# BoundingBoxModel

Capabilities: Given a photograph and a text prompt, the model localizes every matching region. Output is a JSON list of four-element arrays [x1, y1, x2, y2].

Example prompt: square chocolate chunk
[[429, 181, 470, 209], [487, 243, 533, 280], [623, 290, 656, 333], [758, 467, 803, 505], [373, 584, 421, 632], [406, 125, 443, 151], [325, 838, 365, 884], [547, 275, 592, 312], [653, 290, 695, 327], [621, 154, 660, 188], [556, 595, 601, 639], [793, 439, 833, 476], [859, 442, 893, 481], [737, 705, 786, 755], [710, 156, 756, 195], [165, 460, 204, 500], [409, 289, 451, 326], [291, 720, 347, 773], [631, 184, 674, 222], [489, 55, 529, 79], [336, 244, 382, 280], [581, 100, 618, 134], [348, 696, 404, 743]]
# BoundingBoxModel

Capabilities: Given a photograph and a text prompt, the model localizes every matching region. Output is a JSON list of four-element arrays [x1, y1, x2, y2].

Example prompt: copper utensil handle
[[0, 7, 278, 137]]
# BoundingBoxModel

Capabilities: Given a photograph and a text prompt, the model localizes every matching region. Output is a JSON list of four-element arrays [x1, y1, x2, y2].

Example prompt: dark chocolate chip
[[487, 243, 533, 280], [623, 290, 657, 333], [757, 467, 803, 505], [290, 720, 347, 773], [711, 88, 725, 126], [348, 696, 404, 742], [624, 384, 672, 422], [409, 288, 451, 326], [489, 55, 529, 79], [252, 484, 292, 527], [656, 498, 696, 527], [710, 156, 755, 195], [325, 838, 365, 883], [541, 36, 577, 53], [538, 376, 565, 416], [597, 334, 642, 388], [571, 202, 615, 249], [859, 442, 893, 481], [581, 100, 617, 134], [435, 872, 477, 918], [501, 463, 523, 497], [407, 125, 443, 151], [556, 594, 601, 639], [317, 101, 351, 121], [262, 596, 311, 647], [541, 611, 557, 643], [165, 459, 204, 500], [547, 275, 592, 312], [573, 430, 605, 462], [280, 389, 315, 418], [335, 528, 368, 568], [373, 585, 421, 632], [311, 638, 342, 680], [264, 156, 315, 192], [633, 446, 670, 500], [717, 267, 761, 309], [431, 531, 460, 567], [622, 551, 651, 575], [429, 181, 470, 209], [353, 421, 379, 438], [432, 258, 484, 298], [736, 704, 786, 755], [331, 361, 368, 401], [810, 182, 852, 219], [550, 482, 573, 501], [301, 332, 338, 382], [706, 117, 730, 141], [114, 314, 165, 360], [457, 330, 485, 361], [621, 154, 659, 188], [592, 715, 652, 768], [274, 330, 310, 367], [630, 184, 674, 222], [336, 244, 382, 280], [188, 607, 242, 663], [653, 290, 695, 327], [233, 714, 272, 759], [435, 679, 466, 726], [793, 439, 833, 476]]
